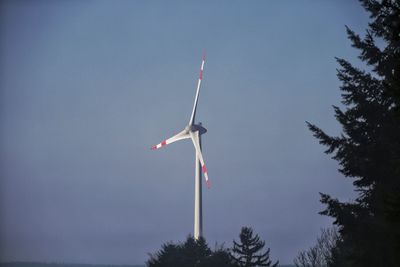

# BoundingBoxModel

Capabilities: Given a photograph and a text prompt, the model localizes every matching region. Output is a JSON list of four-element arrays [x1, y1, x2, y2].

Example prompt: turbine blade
[[190, 131, 211, 188], [151, 129, 189, 150], [189, 53, 206, 126]]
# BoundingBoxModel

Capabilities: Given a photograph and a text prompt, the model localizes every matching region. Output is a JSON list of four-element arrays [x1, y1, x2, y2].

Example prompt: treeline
[[0, 263, 143, 267], [296, 0, 400, 267], [146, 226, 279, 267]]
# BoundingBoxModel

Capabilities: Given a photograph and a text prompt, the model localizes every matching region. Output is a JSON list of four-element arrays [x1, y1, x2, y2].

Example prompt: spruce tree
[[147, 236, 238, 267], [307, 1, 400, 266], [231, 227, 278, 267]]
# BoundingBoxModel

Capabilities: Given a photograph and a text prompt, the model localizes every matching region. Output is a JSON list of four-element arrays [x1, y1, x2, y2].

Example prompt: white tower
[[194, 131, 203, 239]]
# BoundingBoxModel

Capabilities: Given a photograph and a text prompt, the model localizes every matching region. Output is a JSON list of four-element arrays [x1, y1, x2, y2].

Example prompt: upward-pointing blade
[[190, 131, 211, 188], [189, 53, 206, 126], [151, 129, 190, 150]]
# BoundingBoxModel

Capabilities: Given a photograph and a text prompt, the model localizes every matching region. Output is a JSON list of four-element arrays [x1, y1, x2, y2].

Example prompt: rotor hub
[[190, 124, 207, 135]]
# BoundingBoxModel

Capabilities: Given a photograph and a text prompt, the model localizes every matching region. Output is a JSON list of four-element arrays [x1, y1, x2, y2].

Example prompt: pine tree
[[231, 227, 278, 267], [147, 236, 238, 267], [307, 1, 400, 266]]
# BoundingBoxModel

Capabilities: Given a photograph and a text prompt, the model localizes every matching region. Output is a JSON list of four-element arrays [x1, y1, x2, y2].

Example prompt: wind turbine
[[151, 54, 210, 240]]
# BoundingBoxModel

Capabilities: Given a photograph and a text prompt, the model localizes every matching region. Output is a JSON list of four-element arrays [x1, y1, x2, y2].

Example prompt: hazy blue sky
[[0, 0, 369, 265]]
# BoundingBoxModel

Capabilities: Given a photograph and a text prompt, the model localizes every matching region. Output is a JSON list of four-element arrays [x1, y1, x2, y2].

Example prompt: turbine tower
[[151, 54, 210, 240]]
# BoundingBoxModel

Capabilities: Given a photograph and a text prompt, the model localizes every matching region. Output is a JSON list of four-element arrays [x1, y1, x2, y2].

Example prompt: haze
[[0, 1, 369, 265]]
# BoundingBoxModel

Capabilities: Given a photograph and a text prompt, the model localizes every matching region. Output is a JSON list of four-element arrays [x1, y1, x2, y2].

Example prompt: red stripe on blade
[[161, 140, 167, 146], [202, 165, 207, 173], [199, 70, 203, 80]]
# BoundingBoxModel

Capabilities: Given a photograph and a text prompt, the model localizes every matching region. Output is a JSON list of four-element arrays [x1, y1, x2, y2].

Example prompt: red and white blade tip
[[202, 165, 211, 188], [151, 140, 167, 150]]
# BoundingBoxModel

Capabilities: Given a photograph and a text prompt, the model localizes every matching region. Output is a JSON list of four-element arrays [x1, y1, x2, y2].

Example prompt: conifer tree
[[231, 227, 278, 267], [307, 1, 400, 266], [147, 236, 238, 267]]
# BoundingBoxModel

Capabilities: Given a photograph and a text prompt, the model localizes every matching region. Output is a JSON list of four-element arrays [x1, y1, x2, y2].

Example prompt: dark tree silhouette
[[231, 227, 278, 267], [146, 236, 238, 267], [294, 227, 339, 267], [307, 0, 400, 266], [206, 246, 240, 267]]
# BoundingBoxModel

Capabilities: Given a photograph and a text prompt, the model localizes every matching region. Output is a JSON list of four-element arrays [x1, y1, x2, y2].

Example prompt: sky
[[0, 0, 370, 265]]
